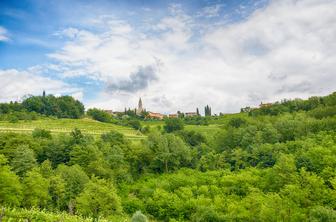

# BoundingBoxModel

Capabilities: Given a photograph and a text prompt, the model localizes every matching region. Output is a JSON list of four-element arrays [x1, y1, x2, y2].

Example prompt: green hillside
[[0, 118, 145, 140], [1, 92, 336, 221]]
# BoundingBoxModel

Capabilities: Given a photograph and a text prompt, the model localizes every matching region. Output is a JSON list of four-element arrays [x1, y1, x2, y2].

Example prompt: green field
[[0, 118, 224, 141], [185, 124, 222, 136], [0, 118, 146, 140]]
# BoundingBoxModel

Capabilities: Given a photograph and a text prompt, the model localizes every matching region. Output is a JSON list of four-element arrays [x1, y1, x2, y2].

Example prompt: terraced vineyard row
[[0, 118, 146, 140]]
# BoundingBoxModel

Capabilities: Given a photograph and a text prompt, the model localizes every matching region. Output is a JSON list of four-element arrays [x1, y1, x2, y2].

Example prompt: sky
[[0, 0, 335, 114]]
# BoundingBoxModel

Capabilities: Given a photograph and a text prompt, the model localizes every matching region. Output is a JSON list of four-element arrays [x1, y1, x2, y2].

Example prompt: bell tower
[[137, 97, 143, 115]]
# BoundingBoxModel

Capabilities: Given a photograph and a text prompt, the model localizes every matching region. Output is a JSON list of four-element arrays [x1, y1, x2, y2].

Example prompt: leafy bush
[[128, 119, 142, 130], [86, 108, 113, 123], [228, 117, 247, 128], [131, 210, 148, 222], [164, 118, 184, 133], [32, 128, 52, 139]]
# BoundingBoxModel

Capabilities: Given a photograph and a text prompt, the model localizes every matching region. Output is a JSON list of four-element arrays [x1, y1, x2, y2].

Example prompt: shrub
[[32, 128, 52, 139], [164, 118, 184, 133], [131, 211, 148, 222]]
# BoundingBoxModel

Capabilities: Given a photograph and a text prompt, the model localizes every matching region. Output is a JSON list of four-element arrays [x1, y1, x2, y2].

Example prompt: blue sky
[[0, 0, 335, 113], [0, 0, 266, 69]]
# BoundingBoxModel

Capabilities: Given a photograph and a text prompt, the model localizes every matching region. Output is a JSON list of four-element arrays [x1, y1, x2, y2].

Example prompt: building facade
[[168, 114, 178, 118], [185, 112, 197, 117], [148, 112, 165, 120], [259, 102, 272, 108]]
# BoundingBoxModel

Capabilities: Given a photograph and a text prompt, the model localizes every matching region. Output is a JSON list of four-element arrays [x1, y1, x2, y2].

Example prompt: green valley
[[0, 92, 336, 221]]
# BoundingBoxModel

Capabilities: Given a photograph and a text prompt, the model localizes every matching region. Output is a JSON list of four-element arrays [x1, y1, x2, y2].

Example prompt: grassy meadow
[[0, 117, 226, 141], [0, 118, 146, 140]]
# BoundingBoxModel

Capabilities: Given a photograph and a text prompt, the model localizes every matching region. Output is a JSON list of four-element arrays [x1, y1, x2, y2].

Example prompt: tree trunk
[[165, 160, 168, 173]]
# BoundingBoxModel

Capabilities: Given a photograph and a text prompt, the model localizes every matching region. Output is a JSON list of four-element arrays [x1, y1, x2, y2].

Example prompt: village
[[104, 98, 274, 120], [104, 98, 198, 120]]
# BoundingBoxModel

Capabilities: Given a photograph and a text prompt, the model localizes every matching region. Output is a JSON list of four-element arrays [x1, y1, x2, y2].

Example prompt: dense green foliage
[[204, 105, 212, 116], [245, 92, 336, 118], [0, 94, 84, 119], [87, 108, 143, 131], [183, 116, 209, 125], [22, 94, 85, 118], [0, 92, 336, 221], [0, 101, 41, 122], [87, 108, 114, 123], [164, 118, 184, 133]]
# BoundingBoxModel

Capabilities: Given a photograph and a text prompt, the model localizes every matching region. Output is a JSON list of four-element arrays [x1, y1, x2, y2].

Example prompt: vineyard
[[0, 118, 145, 140]]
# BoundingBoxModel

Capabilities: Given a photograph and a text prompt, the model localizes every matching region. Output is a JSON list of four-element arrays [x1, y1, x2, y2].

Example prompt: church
[[136, 97, 144, 115], [136, 98, 165, 119]]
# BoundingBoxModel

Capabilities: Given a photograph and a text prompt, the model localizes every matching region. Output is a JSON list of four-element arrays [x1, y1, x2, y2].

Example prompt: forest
[[0, 92, 336, 221]]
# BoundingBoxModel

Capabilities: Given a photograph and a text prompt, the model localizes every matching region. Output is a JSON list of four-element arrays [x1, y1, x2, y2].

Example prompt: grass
[[141, 120, 164, 129], [207, 112, 248, 125], [141, 120, 223, 139], [185, 124, 223, 135], [0, 116, 233, 141], [0, 118, 146, 140]]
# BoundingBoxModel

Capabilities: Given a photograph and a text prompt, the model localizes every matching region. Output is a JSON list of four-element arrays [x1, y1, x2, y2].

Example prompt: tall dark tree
[[204, 105, 212, 116], [177, 111, 184, 118]]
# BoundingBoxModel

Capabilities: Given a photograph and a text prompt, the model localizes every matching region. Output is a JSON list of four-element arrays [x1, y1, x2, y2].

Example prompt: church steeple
[[137, 97, 143, 115]]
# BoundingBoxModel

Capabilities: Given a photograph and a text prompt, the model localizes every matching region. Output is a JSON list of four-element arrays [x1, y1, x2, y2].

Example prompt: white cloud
[[0, 26, 9, 41], [0, 69, 82, 102], [197, 4, 223, 18], [202, 0, 336, 104], [38, 0, 336, 113], [56, 28, 80, 39]]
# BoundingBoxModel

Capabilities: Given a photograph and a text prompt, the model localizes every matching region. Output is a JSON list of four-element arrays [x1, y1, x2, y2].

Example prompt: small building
[[148, 112, 165, 120], [185, 112, 197, 117], [259, 102, 272, 108], [104, 110, 113, 114], [168, 114, 178, 118]]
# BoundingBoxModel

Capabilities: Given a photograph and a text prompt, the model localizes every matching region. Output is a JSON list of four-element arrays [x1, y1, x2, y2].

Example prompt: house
[[104, 110, 113, 114], [148, 112, 165, 120], [185, 112, 197, 117], [168, 114, 178, 118], [259, 102, 272, 108]]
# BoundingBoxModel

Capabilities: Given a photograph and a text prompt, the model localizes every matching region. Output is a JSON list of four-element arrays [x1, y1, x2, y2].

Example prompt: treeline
[[86, 108, 210, 130], [243, 91, 336, 117], [0, 93, 85, 120], [86, 108, 142, 131]]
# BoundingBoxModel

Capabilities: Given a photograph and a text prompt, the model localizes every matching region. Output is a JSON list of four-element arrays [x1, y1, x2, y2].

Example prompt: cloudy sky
[[0, 0, 335, 114]]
